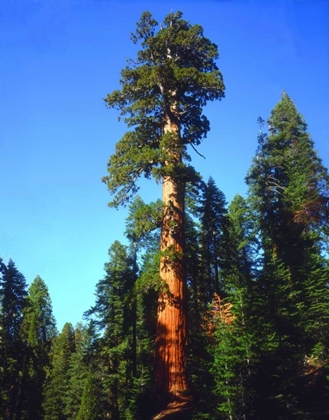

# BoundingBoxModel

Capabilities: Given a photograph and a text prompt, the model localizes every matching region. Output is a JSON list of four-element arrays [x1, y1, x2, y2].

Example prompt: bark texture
[[153, 118, 188, 404]]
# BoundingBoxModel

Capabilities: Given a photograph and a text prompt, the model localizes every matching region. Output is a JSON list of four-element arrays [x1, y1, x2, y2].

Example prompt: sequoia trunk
[[153, 118, 188, 404]]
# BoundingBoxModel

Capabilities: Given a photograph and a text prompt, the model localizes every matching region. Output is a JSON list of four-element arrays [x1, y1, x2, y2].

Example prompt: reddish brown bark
[[153, 118, 189, 405]]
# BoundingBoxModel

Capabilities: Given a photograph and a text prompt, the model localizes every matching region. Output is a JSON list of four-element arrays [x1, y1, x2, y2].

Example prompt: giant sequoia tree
[[102, 11, 225, 405]]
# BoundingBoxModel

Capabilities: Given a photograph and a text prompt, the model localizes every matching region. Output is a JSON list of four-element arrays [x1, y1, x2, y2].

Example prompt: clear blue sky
[[1, 0, 328, 331]]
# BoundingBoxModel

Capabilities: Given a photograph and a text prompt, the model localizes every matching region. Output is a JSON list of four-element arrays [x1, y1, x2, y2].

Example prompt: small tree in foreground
[[102, 10, 225, 407]]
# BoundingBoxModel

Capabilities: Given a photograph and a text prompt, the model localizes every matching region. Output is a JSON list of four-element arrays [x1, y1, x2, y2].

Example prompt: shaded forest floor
[[150, 360, 328, 420]]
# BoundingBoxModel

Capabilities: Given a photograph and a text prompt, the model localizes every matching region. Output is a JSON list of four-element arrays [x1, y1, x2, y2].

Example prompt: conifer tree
[[0, 259, 28, 419], [246, 93, 329, 418], [24, 276, 57, 345], [102, 10, 225, 406], [77, 371, 105, 420], [21, 276, 57, 419], [198, 177, 228, 300], [184, 183, 217, 416], [0, 259, 28, 341], [184, 182, 203, 321], [43, 322, 75, 420], [64, 322, 104, 419], [211, 195, 257, 419], [86, 241, 135, 418], [124, 196, 162, 417]]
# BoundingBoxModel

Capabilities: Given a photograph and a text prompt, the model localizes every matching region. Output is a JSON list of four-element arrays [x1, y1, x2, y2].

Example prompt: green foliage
[[0, 259, 29, 419], [82, 194, 162, 418], [24, 276, 57, 345], [245, 93, 329, 418], [190, 95, 329, 419], [77, 371, 105, 420], [102, 10, 225, 207], [20, 276, 57, 419], [85, 241, 136, 418], [61, 322, 105, 420], [43, 322, 75, 420], [125, 195, 162, 252], [212, 313, 249, 418], [198, 177, 228, 299], [206, 195, 257, 420], [86, 241, 135, 333], [0, 259, 28, 340]]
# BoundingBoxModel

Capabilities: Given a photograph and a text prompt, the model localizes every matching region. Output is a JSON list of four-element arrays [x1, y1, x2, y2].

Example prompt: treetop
[[103, 10, 225, 207]]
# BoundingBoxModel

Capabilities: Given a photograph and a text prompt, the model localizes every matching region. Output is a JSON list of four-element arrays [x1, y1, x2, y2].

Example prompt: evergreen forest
[[1, 10, 328, 420]]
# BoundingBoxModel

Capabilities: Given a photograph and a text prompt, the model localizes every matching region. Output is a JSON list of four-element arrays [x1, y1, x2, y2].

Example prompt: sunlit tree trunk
[[102, 11, 226, 411], [153, 117, 188, 404]]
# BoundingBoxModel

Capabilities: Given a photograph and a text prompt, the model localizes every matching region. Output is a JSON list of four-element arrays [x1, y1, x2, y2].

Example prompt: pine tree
[[102, 10, 225, 406], [0, 259, 28, 419], [86, 194, 163, 419], [24, 276, 57, 344], [125, 195, 160, 385], [246, 93, 329, 418], [21, 275, 57, 419], [124, 196, 162, 418], [86, 241, 135, 418], [198, 177, 228, 301], [210, 195, 257, 420], [64, 322, 104, 420], [184, 182, 217, 417], [0, 259, 28, 341], [43, 322, 75, 420], [211, 295, 248, 420], [77, 371, 105, 420]]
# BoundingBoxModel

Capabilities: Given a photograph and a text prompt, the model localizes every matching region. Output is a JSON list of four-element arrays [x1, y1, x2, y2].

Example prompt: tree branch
[[191, 143, 206, 159]]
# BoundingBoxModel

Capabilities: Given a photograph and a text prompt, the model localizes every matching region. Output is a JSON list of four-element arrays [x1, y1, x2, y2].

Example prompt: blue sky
[[1, 0, 328, 331]]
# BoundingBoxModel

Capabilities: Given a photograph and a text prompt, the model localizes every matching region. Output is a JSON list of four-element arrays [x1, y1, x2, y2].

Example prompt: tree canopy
[[102, 10, 225, 207]]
